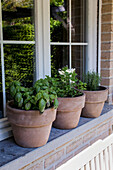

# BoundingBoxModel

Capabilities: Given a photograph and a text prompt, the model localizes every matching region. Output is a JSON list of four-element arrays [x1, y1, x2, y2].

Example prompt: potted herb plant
[[81, 71, 108, 118], [7, 79, 58, 148], [51, 67, 86, 129]]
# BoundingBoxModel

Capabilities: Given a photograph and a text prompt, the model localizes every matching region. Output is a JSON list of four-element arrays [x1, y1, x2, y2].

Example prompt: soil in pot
[[7, 101, 56, 148], [81, 86, 108, 118], [53, 93, 85, 129]]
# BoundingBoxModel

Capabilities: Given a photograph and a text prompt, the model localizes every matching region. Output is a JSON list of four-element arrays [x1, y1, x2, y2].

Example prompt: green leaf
[[14, 81, 21, 86], [25, 102, 31, 110], [54, 98, 59, 109], [47, 101, 50, 108], [39, 99, 46, 113], [43, 92, 49, 102], [18, 98, 23, 108], [23, 92, 30, 97], [20, 87, 26, 92], [16, 86, 21, 92], [10, 86, 16, 97], [36, 92, 42, 101], [35, 86, 40, 93], [42, 86, 48, 90], [50, 94, 56, 100], [15, 92, 22, 102]]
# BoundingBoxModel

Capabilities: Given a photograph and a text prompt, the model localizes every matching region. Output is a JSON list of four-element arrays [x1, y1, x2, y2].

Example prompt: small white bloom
[[65, 68, 75, 74], [59, 70, 65, 75], [71, 68, 75, 73], [66, 69, 71, 74]]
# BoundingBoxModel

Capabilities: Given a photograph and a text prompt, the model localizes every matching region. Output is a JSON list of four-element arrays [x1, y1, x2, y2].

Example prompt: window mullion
[[69, 0, 72, 69], [35, 0, 44, 80], [0, 0, 6, 117]]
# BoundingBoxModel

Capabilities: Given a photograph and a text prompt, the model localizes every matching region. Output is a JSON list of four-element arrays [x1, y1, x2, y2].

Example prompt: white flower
[[66, 69, 71, 74], [71, 68, 75, 73], [59, 70, 65, 75], [65, 68, 75, 74]]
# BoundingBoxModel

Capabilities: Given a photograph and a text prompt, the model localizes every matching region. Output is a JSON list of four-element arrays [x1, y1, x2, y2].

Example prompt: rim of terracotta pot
[[7, 100, 54, 113], [83, 86, 108, 93], [57, 92, 85, 99]]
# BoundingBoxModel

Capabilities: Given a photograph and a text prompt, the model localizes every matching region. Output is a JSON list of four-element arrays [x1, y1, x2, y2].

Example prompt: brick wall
[[19, 114, 113, 170], [101, 0, 113, 103]]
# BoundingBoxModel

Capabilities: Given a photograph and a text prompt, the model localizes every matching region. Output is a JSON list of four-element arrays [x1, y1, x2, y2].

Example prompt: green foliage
[[83, 71, 101, 91], [9, 78, 59, 113], [50, 0, 64, 6], [53, 67, 87, 97], [0, 0, 35, 93]]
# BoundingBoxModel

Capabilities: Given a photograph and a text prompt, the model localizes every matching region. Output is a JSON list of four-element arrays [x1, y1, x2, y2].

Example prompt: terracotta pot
[[7, 101, 56, 148], [53, 94, 85, 129], [81, 86, 108, 118]]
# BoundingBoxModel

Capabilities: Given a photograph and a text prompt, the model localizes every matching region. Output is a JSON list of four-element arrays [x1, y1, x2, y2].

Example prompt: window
[[0, 0, 99, 140], [0, 0, 35, 117]]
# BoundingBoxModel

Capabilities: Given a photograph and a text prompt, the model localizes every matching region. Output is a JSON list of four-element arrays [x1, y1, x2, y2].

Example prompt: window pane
[[71, 0, 87, 42], [50, 0, 69, 42], [51, 45, 69, 76], [2, 0, 34, 41], [72, 46, 86, 78], [0, 47, 3, 118], [4, 44, 35, 101]]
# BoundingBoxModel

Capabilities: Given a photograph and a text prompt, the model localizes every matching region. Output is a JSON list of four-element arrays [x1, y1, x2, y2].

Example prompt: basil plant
[[9, 78, 59, 113]]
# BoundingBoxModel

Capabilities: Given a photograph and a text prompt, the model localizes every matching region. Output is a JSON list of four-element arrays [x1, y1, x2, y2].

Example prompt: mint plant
[[9, 78, 59, 113], [83, 71, 101, 91], [54, 67, 87, 97]]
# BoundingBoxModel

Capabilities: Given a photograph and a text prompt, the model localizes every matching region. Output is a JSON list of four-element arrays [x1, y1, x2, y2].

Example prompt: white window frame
[[87, 0, 98, 72], [0, 0, 100, 141]]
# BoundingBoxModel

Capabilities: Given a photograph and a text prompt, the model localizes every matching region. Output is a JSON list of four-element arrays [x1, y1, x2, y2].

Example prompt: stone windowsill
[[0, 104, 113, 169]]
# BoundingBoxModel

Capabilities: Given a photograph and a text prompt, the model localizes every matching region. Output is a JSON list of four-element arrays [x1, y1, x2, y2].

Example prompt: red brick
[[97, 123, 109, 135], [44, 149, 65, 169], [83, 130, 96, 143], [55, 154, 74, 169], [66, 137, 82, 154]]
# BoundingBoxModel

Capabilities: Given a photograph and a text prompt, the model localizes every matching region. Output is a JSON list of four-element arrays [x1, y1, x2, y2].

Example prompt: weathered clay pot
[[53, 94, 85, 129], [7, 101, 56, 148], [81, 86, 108, 118]]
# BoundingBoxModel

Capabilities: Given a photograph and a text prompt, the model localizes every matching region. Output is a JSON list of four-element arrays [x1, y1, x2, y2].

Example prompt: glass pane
[[71, 0, 87, 42], [50, 0, 69, 42], [72, 46, 86, 79], [51, 45, 69, 76], [2, 0, 34, 41], [4, 44, 35, 101], [0, 47, 3, 118]]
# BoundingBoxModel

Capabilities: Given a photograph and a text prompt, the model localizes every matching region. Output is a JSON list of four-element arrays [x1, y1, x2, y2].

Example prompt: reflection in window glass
[[72, 46, 86, 78], [4, 44, 35, 95], [50, 0, 69, 42], [71, 0, 86, 42], [51, 45, 69, 76], [2, 0, 34, 41]]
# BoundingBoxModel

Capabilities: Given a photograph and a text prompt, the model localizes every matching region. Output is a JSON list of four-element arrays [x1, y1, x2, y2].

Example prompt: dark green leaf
[[14, 81, 21, 86], [36, 92, 42, 101], [36, 86, 40, 93], [25, 102, 31, 110], [54, 98, 59, 109], [18, 98, 23, 108], [43, 92, 49, 102], [15, 92, 22, 102], [10, 86, 16, 97], [39, 99, 46, 113]]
